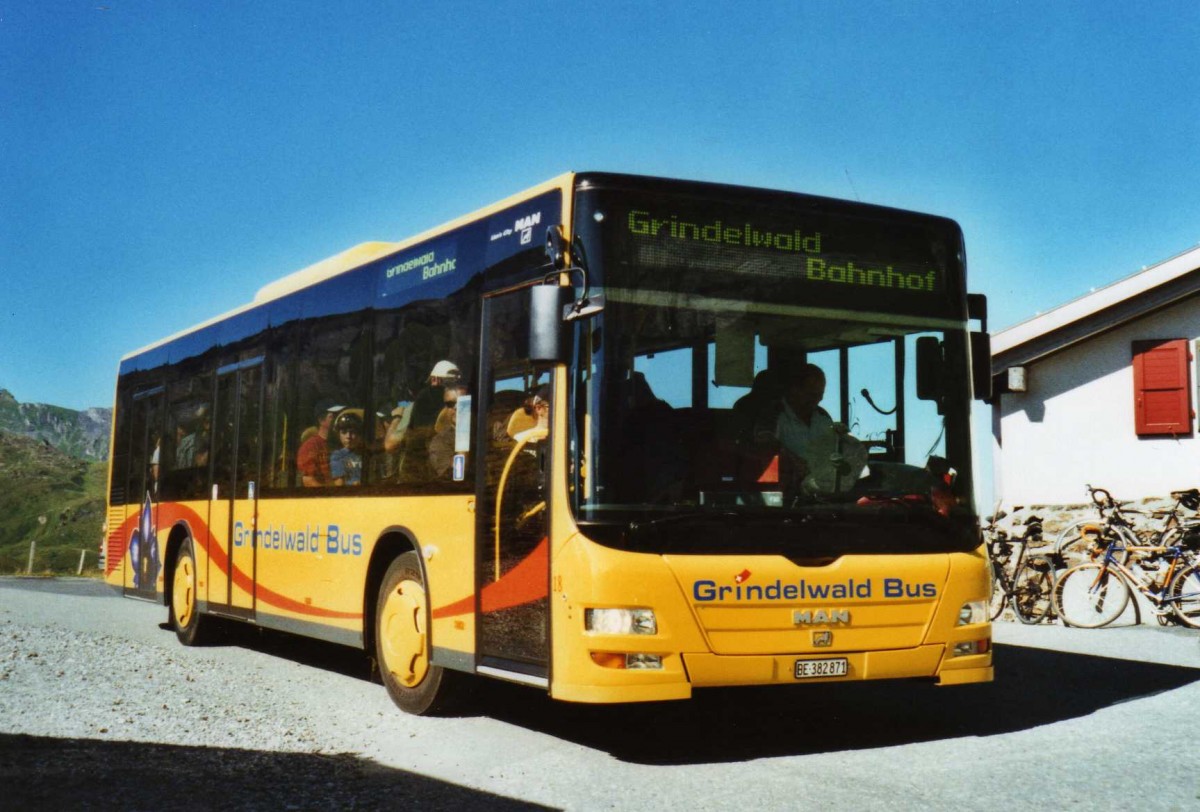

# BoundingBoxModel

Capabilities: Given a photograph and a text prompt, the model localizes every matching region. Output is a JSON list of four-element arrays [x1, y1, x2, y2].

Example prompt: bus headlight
[[957, 600, 988, 626], [585, 608, 657, 635]]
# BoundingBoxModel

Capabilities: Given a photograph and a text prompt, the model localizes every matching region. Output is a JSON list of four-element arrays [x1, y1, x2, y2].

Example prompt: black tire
[[988, 563, 1008, 621], [375, 551, 469, 715], [1011, 557, 1055, 625], [1168, 563, 1200, 629], [170, 540, 211, 646]]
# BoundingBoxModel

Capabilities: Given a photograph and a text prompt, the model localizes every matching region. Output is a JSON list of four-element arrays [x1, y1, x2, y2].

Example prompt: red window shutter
[[1132, 339, 1193, 436]]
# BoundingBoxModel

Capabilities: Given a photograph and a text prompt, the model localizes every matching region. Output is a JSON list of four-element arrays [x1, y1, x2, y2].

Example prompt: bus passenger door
[[476, 292, 551, 681], [208, 358, 263, 614]]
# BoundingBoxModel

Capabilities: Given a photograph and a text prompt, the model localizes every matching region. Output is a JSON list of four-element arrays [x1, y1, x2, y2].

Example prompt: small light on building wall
[[1007, 366, 1027, 392]]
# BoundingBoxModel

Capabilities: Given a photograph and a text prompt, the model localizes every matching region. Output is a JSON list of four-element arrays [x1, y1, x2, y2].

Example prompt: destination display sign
[[626, 207, 943, 294], [586, 189, 964, 320]]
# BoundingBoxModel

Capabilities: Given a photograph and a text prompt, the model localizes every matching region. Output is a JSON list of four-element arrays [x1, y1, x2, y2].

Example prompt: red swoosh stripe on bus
[[431, 538, 549, 619], [104, 504, 361, 620], [107, 505, 547, 622]]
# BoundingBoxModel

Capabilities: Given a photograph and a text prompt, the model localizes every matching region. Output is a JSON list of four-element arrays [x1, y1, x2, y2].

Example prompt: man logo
[[793, 609, 851, 625], [813, 631, 834, 647]]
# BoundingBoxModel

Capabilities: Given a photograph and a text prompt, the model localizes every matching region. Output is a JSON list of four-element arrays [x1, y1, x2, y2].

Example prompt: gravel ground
[[5, 577, 1200, 811], [0, 579, 546, 811]]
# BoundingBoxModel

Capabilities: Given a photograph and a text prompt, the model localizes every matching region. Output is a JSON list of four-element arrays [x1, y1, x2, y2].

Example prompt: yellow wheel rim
[[173, 554, 195, 629], [380, 578, 429, 687]]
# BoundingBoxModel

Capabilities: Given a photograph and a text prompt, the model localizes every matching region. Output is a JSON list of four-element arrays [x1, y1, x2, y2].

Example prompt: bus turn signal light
[[590, 652, 664, 670]]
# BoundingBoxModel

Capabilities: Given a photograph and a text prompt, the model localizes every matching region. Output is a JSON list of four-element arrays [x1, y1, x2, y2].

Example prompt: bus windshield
[[568, 181, 978, 555]]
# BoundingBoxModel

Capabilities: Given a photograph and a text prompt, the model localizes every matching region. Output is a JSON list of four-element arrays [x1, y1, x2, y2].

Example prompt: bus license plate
[[794, 658, 849, 679]]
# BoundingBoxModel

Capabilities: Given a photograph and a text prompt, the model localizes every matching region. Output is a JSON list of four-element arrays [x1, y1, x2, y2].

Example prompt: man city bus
[[104, 172, 992, 714]]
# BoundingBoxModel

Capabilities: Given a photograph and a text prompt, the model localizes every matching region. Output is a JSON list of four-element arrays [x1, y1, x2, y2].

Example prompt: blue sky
[[3, 0, 1198, 412]]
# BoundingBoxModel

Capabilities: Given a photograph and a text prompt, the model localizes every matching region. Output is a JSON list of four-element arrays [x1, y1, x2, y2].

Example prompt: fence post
[[78, 549, 87, 576], [27, 540, 36, 575]]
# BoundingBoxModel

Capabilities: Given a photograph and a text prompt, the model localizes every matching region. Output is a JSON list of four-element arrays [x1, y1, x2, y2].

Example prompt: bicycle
[[1053, 531, 1198, 628], [986, 512, 1055, 624], [1056, 486, 1200, 564]]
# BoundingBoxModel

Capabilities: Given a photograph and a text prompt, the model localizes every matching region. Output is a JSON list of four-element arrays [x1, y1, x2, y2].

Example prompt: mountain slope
[[0, 388, 111, 461]]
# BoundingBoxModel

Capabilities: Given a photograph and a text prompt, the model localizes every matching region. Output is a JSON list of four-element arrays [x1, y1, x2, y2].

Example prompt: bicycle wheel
[[1054, 563, 1132, 628], [1168, 563, 1200, 629], [989, 563, 1008, 620], [1011, 556, 1055, 624], [1055, 519, 1104, 563]]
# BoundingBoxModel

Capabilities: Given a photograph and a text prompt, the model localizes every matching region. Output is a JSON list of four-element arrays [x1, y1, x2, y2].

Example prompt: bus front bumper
[[551, 644, 992, 703], [684, 644, 991, 687]]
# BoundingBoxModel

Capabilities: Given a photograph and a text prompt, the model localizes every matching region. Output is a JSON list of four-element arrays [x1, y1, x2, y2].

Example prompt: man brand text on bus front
[[233, 521, 363, 556], [692, 577, 938, 602]]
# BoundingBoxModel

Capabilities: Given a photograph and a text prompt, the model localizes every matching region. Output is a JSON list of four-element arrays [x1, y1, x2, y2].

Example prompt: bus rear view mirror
[[915, 336, 944, 402], [528, 284, 573, 364]]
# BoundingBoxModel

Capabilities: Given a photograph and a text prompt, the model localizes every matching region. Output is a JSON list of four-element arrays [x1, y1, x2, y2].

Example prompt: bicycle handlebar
[[1086, 484, 1114, 507]]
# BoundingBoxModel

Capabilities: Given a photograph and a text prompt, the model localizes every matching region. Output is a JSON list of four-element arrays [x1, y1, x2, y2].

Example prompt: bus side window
[[373, 298, 477, 491], [294, 315, 370, 489]]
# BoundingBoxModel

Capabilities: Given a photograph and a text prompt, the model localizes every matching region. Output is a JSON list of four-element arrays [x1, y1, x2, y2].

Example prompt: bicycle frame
[[1087, 539, 1191, 618]]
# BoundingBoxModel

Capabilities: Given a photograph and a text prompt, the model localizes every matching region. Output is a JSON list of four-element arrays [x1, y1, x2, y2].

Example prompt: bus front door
[[207, 358, 263, 615], [476, 292, 550, 683]]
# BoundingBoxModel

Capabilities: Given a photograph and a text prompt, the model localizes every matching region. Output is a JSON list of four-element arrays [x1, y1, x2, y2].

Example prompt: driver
[[775, 364, 836, 479], [775, 364, 866, 495]]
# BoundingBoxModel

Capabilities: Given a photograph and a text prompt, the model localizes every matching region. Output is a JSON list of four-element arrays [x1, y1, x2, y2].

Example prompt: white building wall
[[996, 297, 1200, 506]]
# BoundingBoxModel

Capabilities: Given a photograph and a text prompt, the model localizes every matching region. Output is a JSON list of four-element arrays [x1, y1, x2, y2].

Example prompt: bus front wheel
[[375, 551, 466, 715]]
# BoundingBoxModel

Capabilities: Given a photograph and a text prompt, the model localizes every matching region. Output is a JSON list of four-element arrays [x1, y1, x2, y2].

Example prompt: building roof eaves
[[991, 244, 1200, 366]]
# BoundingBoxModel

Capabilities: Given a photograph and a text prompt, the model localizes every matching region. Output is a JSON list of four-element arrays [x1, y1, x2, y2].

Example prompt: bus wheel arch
[[364, 529, 420, 664], [163, 522, 194, 609], [369, 533, 467, 715]]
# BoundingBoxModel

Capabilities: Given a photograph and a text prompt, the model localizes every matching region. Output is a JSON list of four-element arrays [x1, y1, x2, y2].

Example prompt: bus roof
[[121, 173, 574, 363], [120, 171, 960, 364]]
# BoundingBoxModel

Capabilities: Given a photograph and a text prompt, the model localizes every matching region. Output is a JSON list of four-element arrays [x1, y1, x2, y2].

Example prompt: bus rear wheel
[[170, 540, 210, 646], [375, 551, 466, 715]]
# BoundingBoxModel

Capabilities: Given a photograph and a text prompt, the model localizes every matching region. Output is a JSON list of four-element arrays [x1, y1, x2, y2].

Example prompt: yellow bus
[[104, 172, 993, 714]]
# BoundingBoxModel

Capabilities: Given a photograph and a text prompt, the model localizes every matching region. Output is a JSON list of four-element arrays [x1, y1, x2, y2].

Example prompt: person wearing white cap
[[428, 360, 460, 381], [411, 360, 461, 430], [390, 360, 462, 483]]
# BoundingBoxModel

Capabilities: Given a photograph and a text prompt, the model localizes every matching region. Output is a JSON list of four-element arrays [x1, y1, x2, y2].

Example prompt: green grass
[[0, 433, 107, 574]]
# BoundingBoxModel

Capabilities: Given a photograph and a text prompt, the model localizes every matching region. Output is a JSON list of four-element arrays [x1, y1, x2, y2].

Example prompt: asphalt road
[[2, 576, 1199, 810]]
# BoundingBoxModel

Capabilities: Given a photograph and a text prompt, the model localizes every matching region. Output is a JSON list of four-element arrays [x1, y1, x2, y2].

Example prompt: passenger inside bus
[[398, 360, 461, 484], [330, 410, 365, 486], [732, 368, 783, 447], [297, 401, 340, 487], [509, 385, 549, 442], [428, 381, 466, 478]]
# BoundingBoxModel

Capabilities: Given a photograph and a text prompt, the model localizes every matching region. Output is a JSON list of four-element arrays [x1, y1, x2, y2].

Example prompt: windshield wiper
[[628, 510, 745, 533], [627, 506, 842, 537]]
